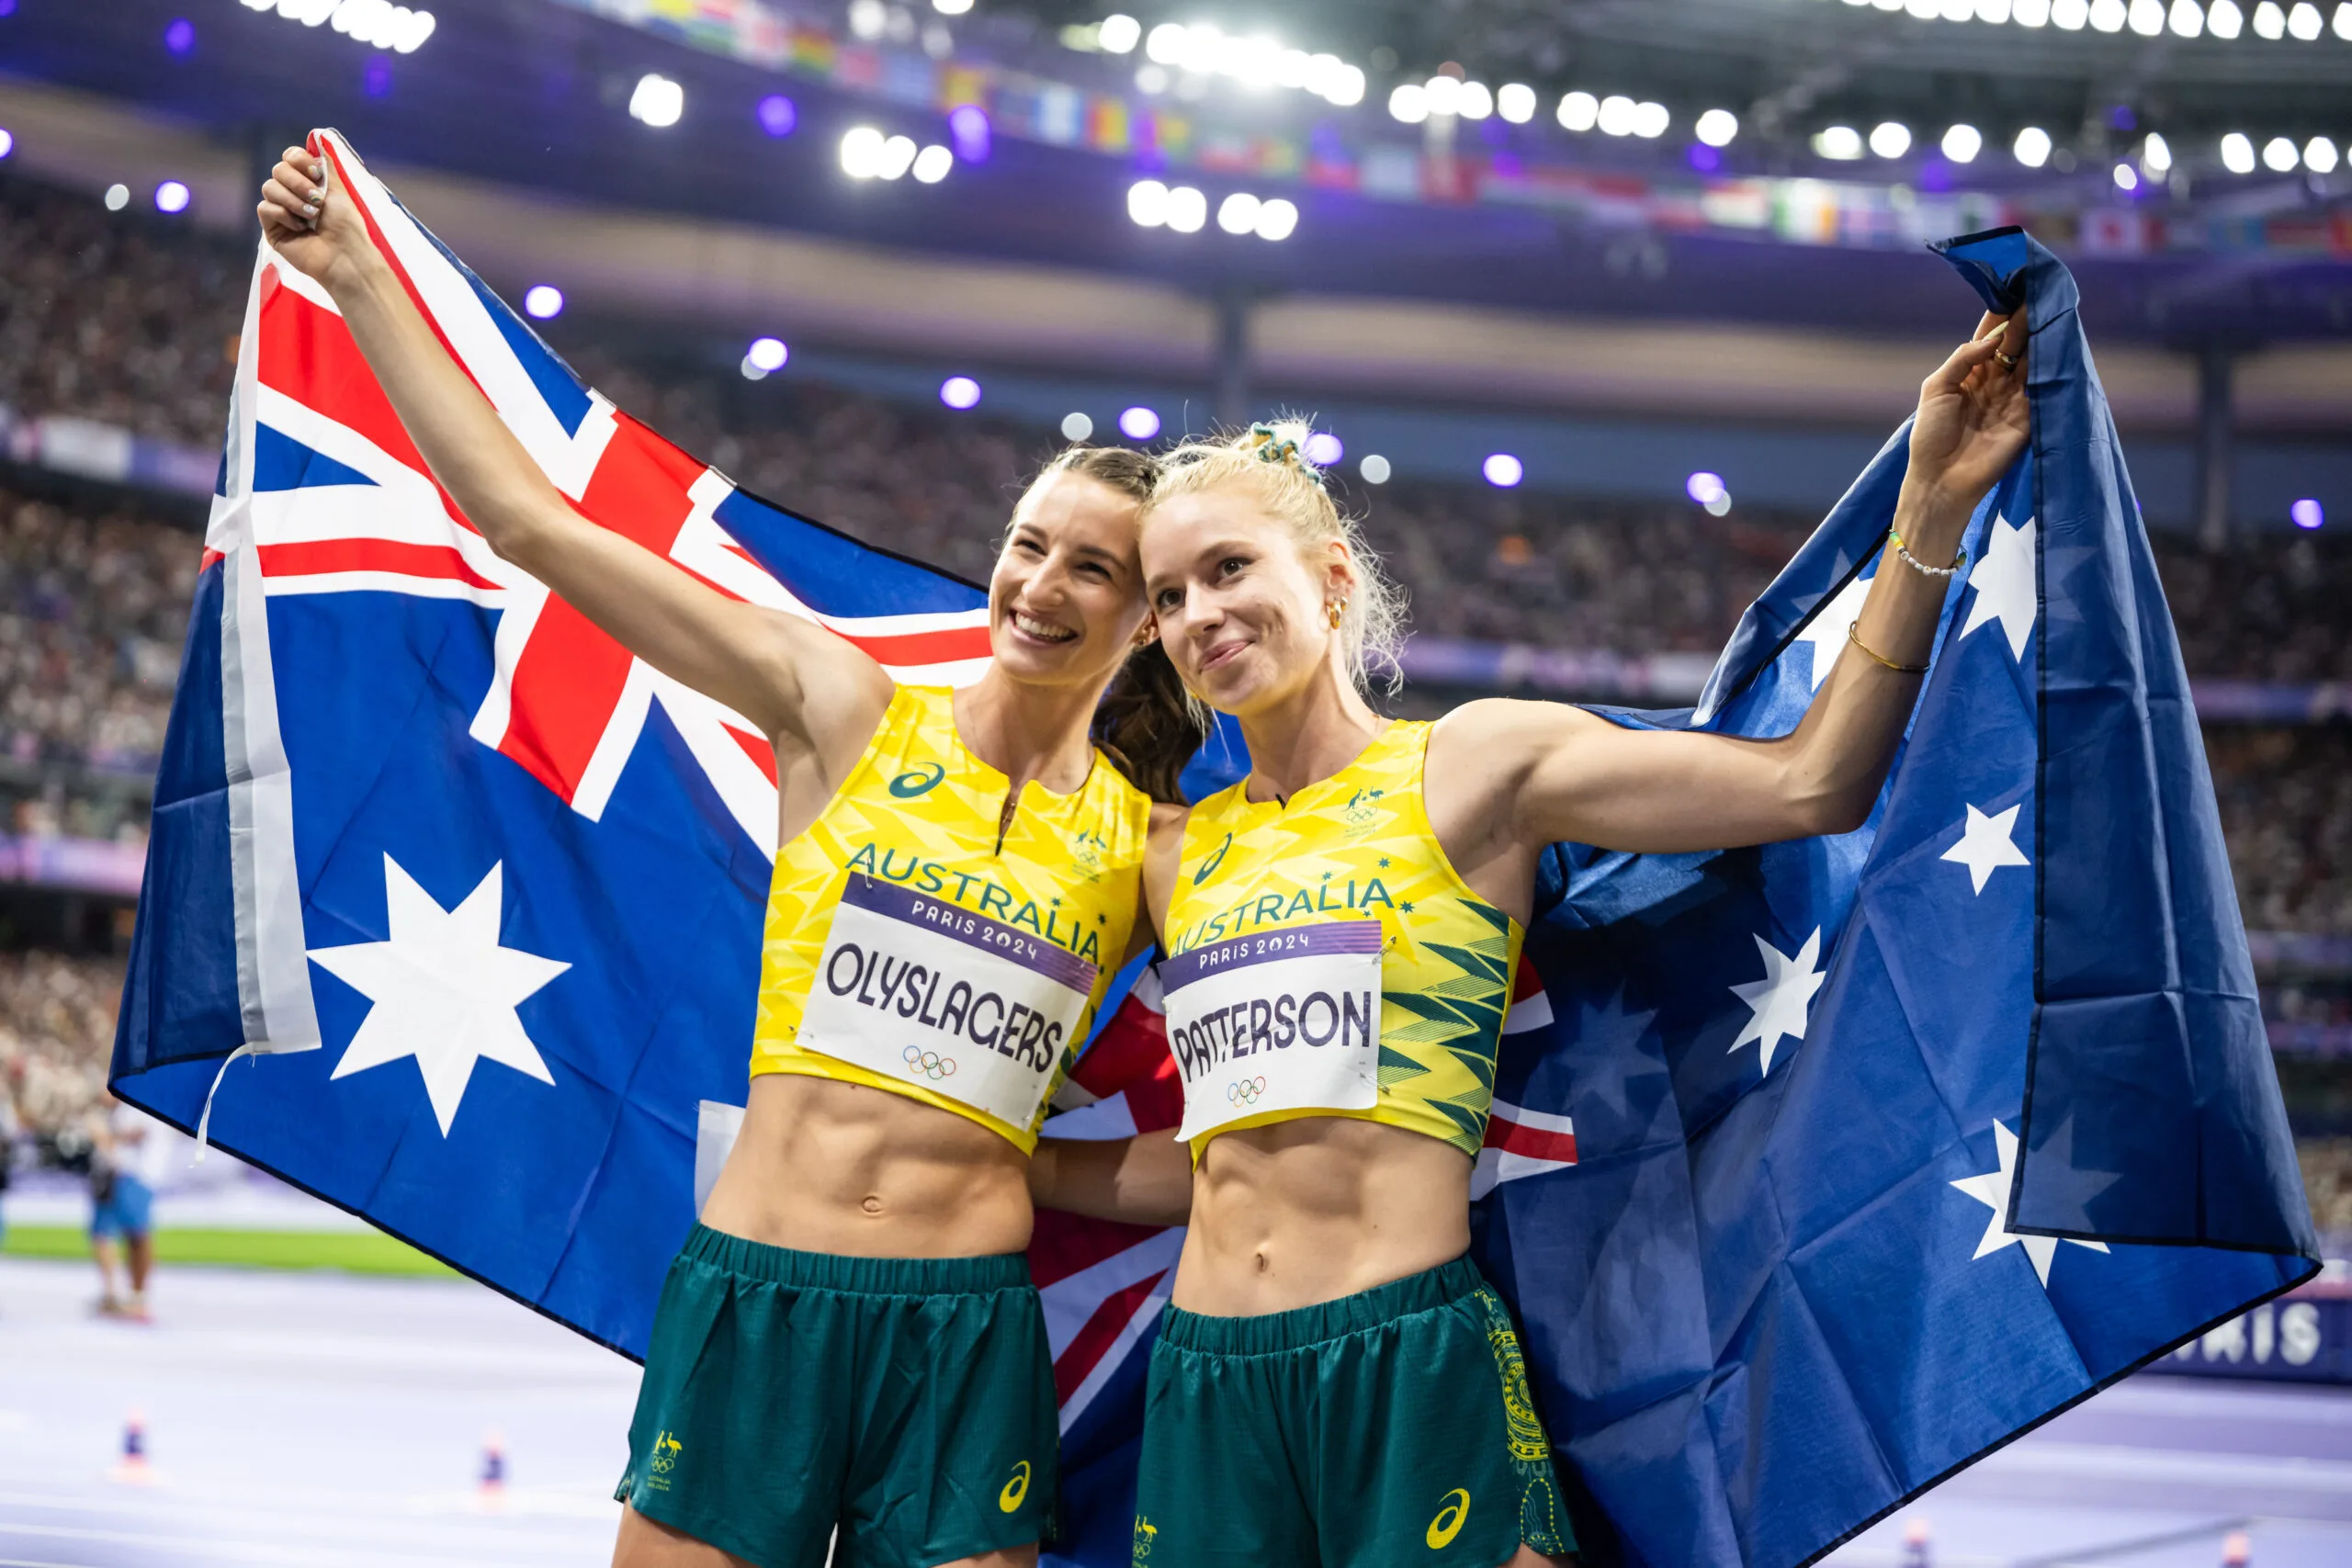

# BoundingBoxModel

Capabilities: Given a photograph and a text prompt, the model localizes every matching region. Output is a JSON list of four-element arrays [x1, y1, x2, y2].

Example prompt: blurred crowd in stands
[[0, 950, 124, 1150]]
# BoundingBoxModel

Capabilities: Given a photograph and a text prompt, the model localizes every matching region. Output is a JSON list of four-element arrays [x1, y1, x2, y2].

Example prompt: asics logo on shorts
[[1425, 1488, 1470, 1549], [1226, 1076, 1268, 1107], [999, 1459, 1031, 1513], [903, 1044, 958, 1079]]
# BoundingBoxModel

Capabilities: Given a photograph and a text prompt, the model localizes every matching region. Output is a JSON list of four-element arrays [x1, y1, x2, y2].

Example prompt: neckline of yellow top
[[937, 687, 1103, 804], [1237, 716, 1402, 811]]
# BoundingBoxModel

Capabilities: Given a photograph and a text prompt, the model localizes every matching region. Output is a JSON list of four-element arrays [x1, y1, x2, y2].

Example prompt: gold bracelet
[[1848, 621, 1929, 674]]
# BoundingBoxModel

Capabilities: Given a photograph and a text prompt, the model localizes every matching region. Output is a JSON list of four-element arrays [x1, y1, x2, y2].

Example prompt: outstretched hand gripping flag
[[113, 127, 2311, 1568]]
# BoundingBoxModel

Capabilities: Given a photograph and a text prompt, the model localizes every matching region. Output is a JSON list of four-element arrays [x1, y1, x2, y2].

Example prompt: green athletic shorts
[[615, 1224, 1057, 1568], [1133, 1255, 1574, 1568]]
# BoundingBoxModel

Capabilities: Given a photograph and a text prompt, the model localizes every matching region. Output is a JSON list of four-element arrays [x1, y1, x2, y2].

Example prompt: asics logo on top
[[1226, 1076, 1268, 1107], [903, 1044, 958, 1080], [1192, 832, 1233, 886], [890, 763, 946, 798], [999, 1459, 1031, 1513], [1425, 1488, 1471, 1549]]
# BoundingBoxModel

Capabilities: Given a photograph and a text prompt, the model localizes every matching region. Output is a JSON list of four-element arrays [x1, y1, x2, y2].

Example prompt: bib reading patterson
[[750, 684, 1150, 1149]]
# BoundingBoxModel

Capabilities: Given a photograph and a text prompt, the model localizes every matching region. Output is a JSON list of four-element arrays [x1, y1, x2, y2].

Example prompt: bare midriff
[[699, 1073, 1035, 1258], [1169, 1117, 1473, 1317]]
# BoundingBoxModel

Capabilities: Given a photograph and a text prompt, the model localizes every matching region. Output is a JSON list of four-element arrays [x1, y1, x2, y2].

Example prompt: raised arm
[[256, 147, 888, 755], [1431, 310, 2029, 862]]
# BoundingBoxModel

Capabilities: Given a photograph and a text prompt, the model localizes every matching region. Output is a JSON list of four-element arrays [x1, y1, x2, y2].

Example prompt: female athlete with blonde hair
[[258, 149, 1202, 1568], [1091, 314, 2027, 1567]]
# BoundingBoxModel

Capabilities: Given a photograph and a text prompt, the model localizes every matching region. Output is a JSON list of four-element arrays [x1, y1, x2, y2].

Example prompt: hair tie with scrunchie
[[1250, 423, 1304, 468]]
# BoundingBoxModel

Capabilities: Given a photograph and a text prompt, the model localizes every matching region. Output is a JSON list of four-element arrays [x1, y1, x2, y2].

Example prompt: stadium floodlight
[[1457, 82, 1495, 120], [2207, 0, 2245, 34], [1144, 22, 1186, 64], [1061, 412, 1094, 441], [1388, 84, 1430, 124], [628, 73, 684, 129], [2089, 0, 2127, 28], [876, 135, 919, 180], [2287, 0, 2323, 34], [1705, 491, 1733, 516], [2113, 162, 2139, 189], [0, 129, 12, 160], [2219, 132, 2256, 172], [1633, 101, 1671, 139], [1254, 197, 1299, 241], [1815, 126, 1866, 160], [153, 179, 191, 213], [841, 126, 887, 179], [1941, 123, 1984, 163], [940, 377, 981, 410], [949, 104, 991, 162], [746, 337, 788, 373], [2261, 135, 2298, 171], [1216, 191, 1262, 234], [1686, 472, 1727, 506], [1424, 75, 1464, 118], [1498, 84, 1538, 124], [164, 17, 196, 55], [1119, 406, 1161, 441], [2168, 0, 2205, 32], [1097, 14, 1141, 53], [756, 95, 797, 138], [1557, 92, 1600, 132], [104, 183, 130, 211], [1360, 454, 1392, 485], [2337, 0, 2352, 38], [848, 0, 888, 40], [522, 285, 563, 320], [2013, 126, 2053, 167], [1976, 0, 2017, 19], [911, 144, 954, 184], [1319, 61, 1367, 107], [2129, 0, 2165, 31], [2290, 498, 2324, 529], [1870, 122, 1912, 158], [2013, 0, 2052, 21], [2305, 138, 2340, 173], [2252, 0, 2285, 33], [1696, 109, 1740, 148], [1164, 186, 1207, 233], [933, 0, 974, 15], [1127, 178, 1171, 226], [1597, 95, 1638, 136], [1483, 453, 1524, 489], [1303, 432, 1342, 467], [2052, 0, 2089, 25], [2143, 131, 2171, 172]]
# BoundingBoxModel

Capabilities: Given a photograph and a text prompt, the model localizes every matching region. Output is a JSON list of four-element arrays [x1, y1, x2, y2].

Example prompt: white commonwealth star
[[1793, 570, 1874, 693], [1951, 1121, 2109, 1287], [310, 854, 570, 1135], [1940, 802, 2030, 895], [1959, 512, 2036, 660], [1728, 928, 1826, 1077]]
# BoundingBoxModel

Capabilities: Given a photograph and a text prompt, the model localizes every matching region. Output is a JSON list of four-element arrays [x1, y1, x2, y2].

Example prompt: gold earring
[[1327, 599, 1347, 629]]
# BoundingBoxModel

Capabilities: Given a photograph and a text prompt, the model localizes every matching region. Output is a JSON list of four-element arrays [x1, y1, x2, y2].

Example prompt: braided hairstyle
[[1008, 446, 1208, 804]]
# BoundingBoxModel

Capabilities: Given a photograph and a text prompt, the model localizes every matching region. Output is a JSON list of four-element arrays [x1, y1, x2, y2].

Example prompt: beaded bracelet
[[1848, 621, 1929, 674], [1889, 528, 1966, 580]]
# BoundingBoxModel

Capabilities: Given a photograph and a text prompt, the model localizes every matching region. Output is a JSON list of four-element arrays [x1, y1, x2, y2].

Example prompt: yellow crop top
[[750, 684, 1150, 1152], [1161, 718, 1522, 1159]]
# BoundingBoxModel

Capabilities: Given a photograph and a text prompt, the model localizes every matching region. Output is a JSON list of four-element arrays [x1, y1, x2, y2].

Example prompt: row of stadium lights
[[1824, 0, 2352, 41], [236, 0, 438, 53], [1806, 121, 2346, 178]]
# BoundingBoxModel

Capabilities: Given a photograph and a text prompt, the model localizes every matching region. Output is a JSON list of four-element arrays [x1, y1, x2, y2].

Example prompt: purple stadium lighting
[[0, 130, 13, 161], [0, 2, 17, 17], [1303, 432, 1342, 468], [153, 180, 191, 215], [940, 376, 982, 411], [948, 105, 991, 163], [363, 57, 392, 98], [1119, 407, 1161, 441], [2291, 498, 2325, 530], [1687, 143, 1721, 173], [1686, 471, 1726, 504], [756, 95, 797, 138], [1483, 453, 1524, 489], [164, 17, 196, 56], [522, 285, 564, 321]]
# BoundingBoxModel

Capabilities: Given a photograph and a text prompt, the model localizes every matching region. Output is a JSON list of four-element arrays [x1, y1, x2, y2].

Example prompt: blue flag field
[[111, 133, 2314, 1568]]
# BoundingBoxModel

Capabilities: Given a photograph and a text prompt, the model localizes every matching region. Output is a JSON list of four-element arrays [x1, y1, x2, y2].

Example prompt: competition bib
[[798, 876, 1098, 1130], [1165, 921, 1384, 1143]]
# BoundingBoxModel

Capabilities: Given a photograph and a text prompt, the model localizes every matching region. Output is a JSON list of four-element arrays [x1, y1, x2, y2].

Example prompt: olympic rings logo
[[904, 1044, 958, 1080], [1227, 1077, 1268, 1107]]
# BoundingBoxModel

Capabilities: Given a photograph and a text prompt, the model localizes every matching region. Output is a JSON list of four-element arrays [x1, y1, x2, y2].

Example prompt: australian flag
[[110, 126, 2312, 1568]]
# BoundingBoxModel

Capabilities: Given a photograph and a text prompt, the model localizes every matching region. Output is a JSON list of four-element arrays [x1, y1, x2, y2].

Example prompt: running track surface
[[1, 1258, 2347, 1568]]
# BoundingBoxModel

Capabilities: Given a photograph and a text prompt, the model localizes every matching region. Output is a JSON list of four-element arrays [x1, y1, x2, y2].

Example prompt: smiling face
[[987, 471, 1151, 692], [1141, 483, 1355, 719]]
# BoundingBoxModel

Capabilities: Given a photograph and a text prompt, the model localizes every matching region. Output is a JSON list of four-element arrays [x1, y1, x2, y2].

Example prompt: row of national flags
[[112, 133, 2313, 1568]]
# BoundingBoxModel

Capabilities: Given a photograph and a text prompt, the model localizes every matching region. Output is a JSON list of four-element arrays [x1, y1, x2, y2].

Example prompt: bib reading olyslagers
[[751, 685, 1149, 1151], [1163, 720, 1523, 1156]]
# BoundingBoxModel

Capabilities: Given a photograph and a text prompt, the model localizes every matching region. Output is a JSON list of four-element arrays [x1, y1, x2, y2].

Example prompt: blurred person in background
[[87, 1090, 170, 1321]]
